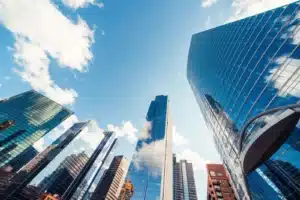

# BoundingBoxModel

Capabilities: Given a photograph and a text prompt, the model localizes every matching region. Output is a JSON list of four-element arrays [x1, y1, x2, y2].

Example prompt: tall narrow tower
[[91, 155, 129, 200], [126, 95, 173, 200], [173, 155, 198, 200]]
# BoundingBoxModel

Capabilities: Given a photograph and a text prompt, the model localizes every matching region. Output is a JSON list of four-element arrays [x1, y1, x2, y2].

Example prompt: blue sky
[[0, 0, 297, 199]]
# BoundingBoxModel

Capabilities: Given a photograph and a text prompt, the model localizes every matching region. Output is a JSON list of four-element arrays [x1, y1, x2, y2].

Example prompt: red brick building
[[206, 164, 236, 200]]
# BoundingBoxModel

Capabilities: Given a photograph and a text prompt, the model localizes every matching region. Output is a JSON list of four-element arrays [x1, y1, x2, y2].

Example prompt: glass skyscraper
[[188, 1, 300, 200], [0, 122, 90, 199], [68, 132, 118, 200], [126, 95, 173, 200], [0, 90, 73, 169]]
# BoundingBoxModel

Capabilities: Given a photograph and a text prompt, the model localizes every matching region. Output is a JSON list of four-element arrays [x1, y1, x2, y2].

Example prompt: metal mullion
[[241, 44, 300, 126], [222, 13, 268, 104], [223, 8, 282, 111], [233, 18, 300, 122]]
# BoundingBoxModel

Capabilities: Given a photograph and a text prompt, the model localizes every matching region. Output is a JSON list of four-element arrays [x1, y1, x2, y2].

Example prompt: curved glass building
[[188, 1, 300, 200]]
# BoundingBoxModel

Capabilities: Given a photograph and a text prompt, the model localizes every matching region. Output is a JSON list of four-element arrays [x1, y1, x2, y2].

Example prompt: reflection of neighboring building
[[264, 160, 300, 199], [126, 95, 173, 200], [118, 179, 134, 200], [91, 155, 129, 200], [0, 90, 73, 169], [206, 164, 236, 200], [173, 155, 198, 200]]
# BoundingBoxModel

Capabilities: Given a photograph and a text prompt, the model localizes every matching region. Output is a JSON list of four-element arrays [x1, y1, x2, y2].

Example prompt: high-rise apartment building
[[0, 90, 73, 169], [187, 1, 300, 199], [91, 155, 129, 200], [206, 164, 236, 200], [126, 95, 173, 200], [173, 155, 198, 200]]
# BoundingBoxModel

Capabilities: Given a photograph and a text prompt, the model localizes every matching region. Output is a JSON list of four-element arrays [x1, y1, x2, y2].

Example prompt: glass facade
[[69, 132, 117, 200], [0, 90, 73, 169], [126, 95, 173, 200], [187, 1, 300, 200], [18, 122, 107, 199], [0, 121, 90, 199]]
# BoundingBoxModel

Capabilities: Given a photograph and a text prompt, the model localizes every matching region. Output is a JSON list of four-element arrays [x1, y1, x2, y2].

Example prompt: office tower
[[206, 164, 236, 200], [0, 90, 73, 169], [63, 132, 117, 200], [0, 122, 89, 199], [187, 1, 300, 199], [91, 155, 129, 200], [68, 132, 118, 200], [7, 146, 38, 173], [38, 152, 89, 195], [118, 179, 134, 200], [126, 95, 173, 200], [173, 155, 198, 200], [2, 122, 105, 200]]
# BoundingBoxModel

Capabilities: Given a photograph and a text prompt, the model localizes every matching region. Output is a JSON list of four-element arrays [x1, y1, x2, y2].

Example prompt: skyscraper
[[37, 152, 90, 196], [126, 95, 173, 200], [2, 122, 106, 200], [68, 132, 118, 200], [91, 155, 129, 200], [173, 155, 198, 200], [206, 164, 236, 200], [0, 122, 89, 199], [0, 90, 73, 169], [188, 1, 300, 199]]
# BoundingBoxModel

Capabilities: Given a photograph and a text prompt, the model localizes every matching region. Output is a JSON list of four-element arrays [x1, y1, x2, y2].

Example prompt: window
[[210, 171, 216, 176], [0, 120, 15, 131], [217, 172, 223, 176], [216, 192, 223, 197], [214, 185, 221, 191]]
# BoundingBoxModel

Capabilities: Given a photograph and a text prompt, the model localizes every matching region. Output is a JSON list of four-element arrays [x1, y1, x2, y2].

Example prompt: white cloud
[[33, 138, 46, 152], [265, 57, 300, 97], [33, 115, 79, 152], [177, 149, 211, 171], [13, 37, 78, 105], [132, 140, 165, 177], [62, 0, 104, 9], [172, 126, 189, 147], [0, 84, 2, 88], [79, 120, 104, 149], [202, 0, 217, 8], [228, 0, 298, 22], [107, 121, 138, 144], [0, 0, 94, 105]]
